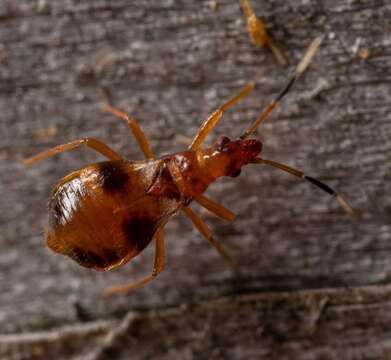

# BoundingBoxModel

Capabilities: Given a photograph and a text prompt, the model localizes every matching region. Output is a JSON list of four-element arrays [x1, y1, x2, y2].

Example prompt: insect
[[240, 0, 287, 65], [23, 38, 353, 296]]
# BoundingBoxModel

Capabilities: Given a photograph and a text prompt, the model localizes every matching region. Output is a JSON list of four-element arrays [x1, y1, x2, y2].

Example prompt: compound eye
[[215, 136, 230, 148]]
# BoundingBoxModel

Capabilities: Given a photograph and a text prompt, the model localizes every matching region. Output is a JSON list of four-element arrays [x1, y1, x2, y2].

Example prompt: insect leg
[[182, 206, 238, 270], [195, 194, 236, 223], [23, 138, 123, 166], [105, 230, 165, 295], [250, 157, 355, 216], [102, 103, 153, 159], [102, 102, 161, 296], [189, 83, 254, 150]]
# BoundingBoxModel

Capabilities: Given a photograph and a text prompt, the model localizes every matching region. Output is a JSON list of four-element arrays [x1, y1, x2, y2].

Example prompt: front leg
[[189, 83, 254, 150]]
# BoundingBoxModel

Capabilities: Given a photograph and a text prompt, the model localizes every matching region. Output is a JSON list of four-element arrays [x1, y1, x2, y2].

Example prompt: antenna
[[241, 37, 322, 139]]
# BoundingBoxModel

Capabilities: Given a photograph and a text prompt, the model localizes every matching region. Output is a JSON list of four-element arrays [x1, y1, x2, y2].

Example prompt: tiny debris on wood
[[240, 0, 287, 65]]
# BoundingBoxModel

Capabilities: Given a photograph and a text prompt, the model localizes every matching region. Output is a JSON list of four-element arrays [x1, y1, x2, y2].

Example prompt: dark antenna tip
[[304, 176, 357, 218]]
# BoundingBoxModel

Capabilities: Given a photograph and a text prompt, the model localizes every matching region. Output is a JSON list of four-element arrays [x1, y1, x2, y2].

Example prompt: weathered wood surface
[[0, 0, 390, 358], [2, 285, 391, 360]]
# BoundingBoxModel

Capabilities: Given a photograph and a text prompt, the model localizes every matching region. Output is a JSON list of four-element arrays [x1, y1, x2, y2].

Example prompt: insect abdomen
[[46, 160, 178, 271]]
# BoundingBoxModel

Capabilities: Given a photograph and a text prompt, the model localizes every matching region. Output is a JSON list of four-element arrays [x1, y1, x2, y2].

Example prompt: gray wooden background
[[0, 0, 390, 359]]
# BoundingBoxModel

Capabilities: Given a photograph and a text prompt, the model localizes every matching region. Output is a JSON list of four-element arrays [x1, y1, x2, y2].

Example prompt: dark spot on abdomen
[[122, 216, 156, 252], [102, 247, 121, 263], [97, 161, 129, 193], [70, 246, 106, 269]]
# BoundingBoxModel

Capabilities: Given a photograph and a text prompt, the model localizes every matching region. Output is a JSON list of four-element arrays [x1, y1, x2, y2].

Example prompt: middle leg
[[195, 194, 236, 224], [182, 206, 237, 270]]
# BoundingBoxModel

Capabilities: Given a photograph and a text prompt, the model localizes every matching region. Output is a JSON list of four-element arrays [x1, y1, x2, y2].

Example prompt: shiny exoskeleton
[[24, 38, 353, 295], [47, 138, 261, 272]]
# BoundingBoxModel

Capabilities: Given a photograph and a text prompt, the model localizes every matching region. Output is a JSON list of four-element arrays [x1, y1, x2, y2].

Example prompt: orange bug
[[240, 0, 287, 65], [23, 38, 353, 295]]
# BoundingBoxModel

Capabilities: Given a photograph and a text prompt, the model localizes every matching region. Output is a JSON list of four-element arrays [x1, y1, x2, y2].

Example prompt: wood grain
[[0, 0, 390, 358]]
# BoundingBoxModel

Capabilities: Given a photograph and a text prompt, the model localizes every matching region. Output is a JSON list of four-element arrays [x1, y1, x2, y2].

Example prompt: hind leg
[[195, 195, 235, 224], [105, 229, 165, 295]]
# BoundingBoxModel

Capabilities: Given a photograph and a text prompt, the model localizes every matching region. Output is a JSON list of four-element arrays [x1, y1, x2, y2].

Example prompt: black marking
[[215, 135, 231, 150], [275, 76, 296, 102], [71, 246, 106, 268], [86, 251, 106, 267], [304, 176, 335, 196], [102, 247, 121, 264], [70, 246, 90, 267], [122, 216, 156, 252], [98, 161, 129, 193]]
